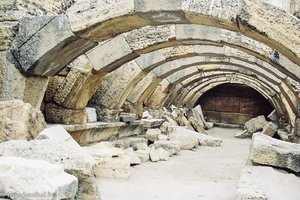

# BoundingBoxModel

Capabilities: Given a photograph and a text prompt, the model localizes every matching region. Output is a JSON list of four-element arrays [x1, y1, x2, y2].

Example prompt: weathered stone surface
[[142, 110, 153, 119], [168, 126, 199, 150], [44, 103, 87, 124], [162, 114, 178, 126], [0, 100, 46, 143], [125, 148, 141, 165], [188, 115, 207, 134], [0, 139, 97, 199], [234, 130, 250, 139], [113, 137, 148, 149], [149, 146, 160, 162], [36, 125, 81, 148], [158, 134, 168, 140], [157, 147, 170, 161], [267, 109, 278, 122], [86, 107, 97, 123], [141, 118, 165, 129], [294, 118, 300, 137], [236, 166, 300, 200], [192, 105, 213, 130], [84, 146, 130, 179], [12, 15, 96, 76], [197, 134, 222, 147], [145, 128, 161, 142], [245, 115, 268, 134], [261, 122, 278, 137], [135, 149, 150, 162], [120, 112, 137, 123], [250, 133, 300, 173], [153, 140, 181, 156], [160, 121, 172, 133], [277, 129, 289, 141], [177, 115, 195, 131], [0, 156, 78, 200]]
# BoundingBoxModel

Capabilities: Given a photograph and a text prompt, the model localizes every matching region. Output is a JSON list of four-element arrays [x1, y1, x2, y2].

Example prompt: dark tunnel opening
[[195, 83, 274, 125]]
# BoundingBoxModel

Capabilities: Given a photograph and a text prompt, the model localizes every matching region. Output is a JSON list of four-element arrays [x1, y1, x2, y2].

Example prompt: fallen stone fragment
[[197, 134, 222, 147], [250, 133, 300, 173], [149, 146, 160, 162], [158, 134, 168, 140], [267, 110, 278, 122], [261, 122, 278, 137], [0, 100, 47, 143], [135, 149, 150, 162], [160, 121, 171, 133], [154, 140, 181, 156], [85, 146, 130, 179], [113, 137, 148, 149], [192, 105, 213, 129], [85, 107, 97, 122], [277, 129, 289, 141], [236, 166, 300, 200], [176, 115, 195, 131], [135, 143, 150, 151], [157, 147, 170, 161], [188, 115, 207, 134], [0, 139, 97, 199], [245, 115, 267, 134], [36, 125, 81, 148], [0, 156, 78, 200], [234, 130, 250, 139], [168, 126, 199, 150], [145, 128, 161, 142], [125, 148, 141, 165]]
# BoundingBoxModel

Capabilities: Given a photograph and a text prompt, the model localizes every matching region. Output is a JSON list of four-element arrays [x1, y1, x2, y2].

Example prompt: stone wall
[[197, 83, 274, 125]]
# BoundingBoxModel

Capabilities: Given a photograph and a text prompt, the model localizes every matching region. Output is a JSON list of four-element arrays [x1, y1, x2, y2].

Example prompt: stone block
[[0, 156, 78, 200], [154, 140, 181, 156], [245, 115, 267, 134], [145, 128, 161, 142], [168, 126, 199, 150], [0, 139, 97, 199], [0, 100, 46, 143], [85, 107, 97, 122], [261, 122, 278, 137], [250, 133, 300, 173], [125, 148, 141, 165], [44, 103, 87, 124]]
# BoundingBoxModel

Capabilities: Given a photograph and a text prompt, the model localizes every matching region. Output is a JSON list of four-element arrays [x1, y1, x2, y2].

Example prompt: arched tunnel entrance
[[195, 83, 274, 125]]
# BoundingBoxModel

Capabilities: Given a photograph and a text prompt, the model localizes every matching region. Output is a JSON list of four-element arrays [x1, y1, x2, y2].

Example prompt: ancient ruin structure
[[0, 0, 300, 199]]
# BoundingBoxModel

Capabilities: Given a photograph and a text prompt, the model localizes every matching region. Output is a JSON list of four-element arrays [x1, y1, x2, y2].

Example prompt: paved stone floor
[[97, 127, 251, 200]]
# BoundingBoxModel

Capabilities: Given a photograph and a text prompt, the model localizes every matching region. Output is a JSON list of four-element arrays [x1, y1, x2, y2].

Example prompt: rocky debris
[[141, 118, 165, 129], [176, 115, 195, 131], [135, 149, 150, 162], [236, 166, 300, 200], [234, 130, 250, 139], [149, 146, 160, 162], [36, 125, 81, 148], [294, 118, 300, 137], [142, 111, 153, 119], [135, 143, 150, 151], [145, 128, 161, 142], [245, 115, 267, 134], [125, 148, 141, 165], [154, 140, 181, 156], [168, 126, 199, 150], [188, 115, 207, 134], [197, 134, 222, 147], [113, 137, 148, 149], [160, 121, 171, 133], [0, 100, 47, 143], [261, 122, 278, 137], [162, 114, 178, 126], [192, 105, 213, 130], [0, 156, 78, 200], [84, 145, 130, 179], [156, 147, 170, 161], [85, 107, 97, 123], [267, 110, 278, 122], [249, 133, 300, 173], [0, 139, 97, 200], [158, 134, 168, 140], [277, 129, 289, 141], [120, 112, 137, 123]]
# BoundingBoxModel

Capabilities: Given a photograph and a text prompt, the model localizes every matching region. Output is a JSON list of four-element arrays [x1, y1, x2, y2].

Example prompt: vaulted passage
[[196, 83, 274, 125]]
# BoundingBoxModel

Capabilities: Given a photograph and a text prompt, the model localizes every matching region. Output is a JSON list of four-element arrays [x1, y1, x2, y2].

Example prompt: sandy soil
[[97, 127, 252, 200]]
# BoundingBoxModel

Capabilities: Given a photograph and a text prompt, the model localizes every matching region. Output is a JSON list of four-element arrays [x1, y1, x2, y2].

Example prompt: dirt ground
[[97, 127, 252, 200]]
